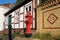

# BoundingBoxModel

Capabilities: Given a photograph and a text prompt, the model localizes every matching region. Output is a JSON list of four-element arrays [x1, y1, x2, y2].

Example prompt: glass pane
[[29, 5, 31, 12], [5, 16, 8, 25], [12, 24, 14, 28], [29, 4, 32, 15], [20, 22, 23, 28], [24, 23, 26, 28], [15, 18, 19, 23], [15, 24, 19, 28], [20, 14, 23, 21], [12, 18, 15, 23]]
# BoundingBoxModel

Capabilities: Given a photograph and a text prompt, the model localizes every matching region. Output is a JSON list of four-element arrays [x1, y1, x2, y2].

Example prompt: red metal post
[[25, 11, 33, 37]]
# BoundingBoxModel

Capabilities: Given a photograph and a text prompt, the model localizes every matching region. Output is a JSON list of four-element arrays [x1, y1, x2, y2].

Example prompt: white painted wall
[[0, 6, 10, 31]]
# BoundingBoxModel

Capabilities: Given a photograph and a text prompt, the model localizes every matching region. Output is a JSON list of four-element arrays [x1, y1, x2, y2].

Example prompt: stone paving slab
[[13, 37, 40, 40]]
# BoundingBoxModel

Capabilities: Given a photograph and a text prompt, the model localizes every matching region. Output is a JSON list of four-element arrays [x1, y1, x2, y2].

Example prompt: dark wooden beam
[[4, 0, 31, 16]]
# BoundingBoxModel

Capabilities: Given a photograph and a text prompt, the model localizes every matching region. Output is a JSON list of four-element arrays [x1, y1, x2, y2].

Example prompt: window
[[24, 2, 32, 15], [15, 24, 19, 28], [11, 9, 20, 29], [19, 22, 24, 28], [20, 14, 24, 21], [5, 16, 8, 25], [15, 16, 19, 23], [19, 6, 24, 29], [12, 24, 15, 29], [12, 18, 15, 23], [26, 7, 28, 12], [29, 5, 31, 12], [4, 16, 8, 29], [24, 23, 26, 28], [15, 11, 20, 23], [5, 26, 8, 29]]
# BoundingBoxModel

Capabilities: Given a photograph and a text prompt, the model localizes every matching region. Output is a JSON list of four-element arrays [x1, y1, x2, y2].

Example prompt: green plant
[[12, 32, 20, 38], [12, 32, 25, 38], [19, 33, 25, 38], [32, 33, 40, 39], [53, 35, 60, 40], [0, 34, 8, 40], [31, 33, 52, 40], [40, 33, 51, 39]]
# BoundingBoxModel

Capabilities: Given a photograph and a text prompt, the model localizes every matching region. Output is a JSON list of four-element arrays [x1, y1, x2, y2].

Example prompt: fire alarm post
[[25, 11, 33, 37]]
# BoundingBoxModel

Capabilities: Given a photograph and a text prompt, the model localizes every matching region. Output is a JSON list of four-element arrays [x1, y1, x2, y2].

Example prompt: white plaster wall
[[0, 6, 9, 31]]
